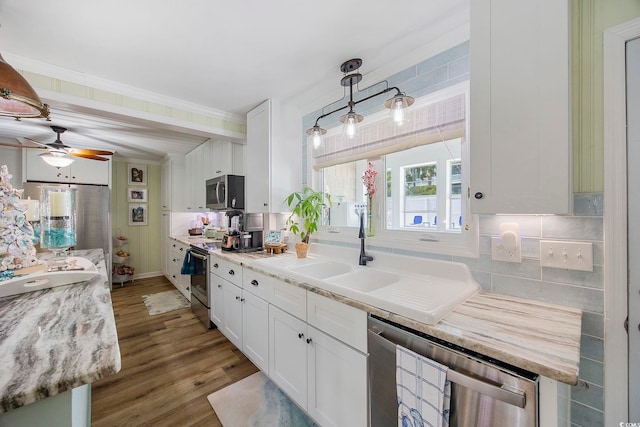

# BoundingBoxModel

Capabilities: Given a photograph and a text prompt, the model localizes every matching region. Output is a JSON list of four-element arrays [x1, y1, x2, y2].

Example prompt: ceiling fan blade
[[0, 141, 46, 150], [69, 152, 110, 161], [23, 137, 51, 149], [68, 148, 114, 156]]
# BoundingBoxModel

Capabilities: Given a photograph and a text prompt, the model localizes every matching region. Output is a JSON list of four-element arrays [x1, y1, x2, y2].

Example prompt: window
[[386, 141, 461, 231], [311, 82, 478, 257]]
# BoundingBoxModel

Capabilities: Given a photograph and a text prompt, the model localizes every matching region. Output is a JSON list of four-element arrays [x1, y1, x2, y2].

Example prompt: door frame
[[603, 17, 640, 425]]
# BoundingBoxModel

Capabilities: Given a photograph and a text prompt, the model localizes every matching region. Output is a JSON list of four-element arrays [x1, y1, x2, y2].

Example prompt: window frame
[[311, 81, 478, 258]]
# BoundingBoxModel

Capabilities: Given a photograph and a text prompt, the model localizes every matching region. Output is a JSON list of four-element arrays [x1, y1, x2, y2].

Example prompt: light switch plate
[[540, 240, 593, 272], [492, 237, 521, 263]]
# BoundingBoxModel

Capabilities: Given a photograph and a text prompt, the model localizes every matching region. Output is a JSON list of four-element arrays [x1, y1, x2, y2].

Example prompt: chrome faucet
[[358, 210, 373, 266]]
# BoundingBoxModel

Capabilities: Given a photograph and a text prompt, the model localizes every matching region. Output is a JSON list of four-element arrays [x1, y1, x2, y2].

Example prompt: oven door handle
[[368, 327, 527, 409], [189, 251, 208, 261]]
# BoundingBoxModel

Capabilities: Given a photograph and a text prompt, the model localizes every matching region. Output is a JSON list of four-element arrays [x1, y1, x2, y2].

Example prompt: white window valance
[[312, 93, 465, 170]]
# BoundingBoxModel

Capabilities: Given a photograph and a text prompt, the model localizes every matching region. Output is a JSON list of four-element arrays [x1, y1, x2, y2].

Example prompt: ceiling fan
[[21, 125, 114, 162]]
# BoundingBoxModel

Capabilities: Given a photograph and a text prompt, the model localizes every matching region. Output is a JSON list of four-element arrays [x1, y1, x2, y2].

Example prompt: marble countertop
[[0, 249, 121, 413], [170, 236, 581, 385]]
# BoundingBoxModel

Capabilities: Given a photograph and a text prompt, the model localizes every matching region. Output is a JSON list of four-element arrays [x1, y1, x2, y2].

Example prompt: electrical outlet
[[492, 237, 521, 262], [540, 240, 593, 272]]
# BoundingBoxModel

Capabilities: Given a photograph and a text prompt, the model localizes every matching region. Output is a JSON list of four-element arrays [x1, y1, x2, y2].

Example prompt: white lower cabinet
[[269, 305, 308, 408], [221, 281, 243, 350], [307, 323, 367, 427], [211, 258, 269, 373], [167, 239, 190, 300], [241, 290, 269, 373], [209, 272, 225, 328], [268, 305, 368, 427]]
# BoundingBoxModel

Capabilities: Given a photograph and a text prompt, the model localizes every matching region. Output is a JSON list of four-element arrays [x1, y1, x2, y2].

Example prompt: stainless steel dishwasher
[[368, 315, 538, 426]]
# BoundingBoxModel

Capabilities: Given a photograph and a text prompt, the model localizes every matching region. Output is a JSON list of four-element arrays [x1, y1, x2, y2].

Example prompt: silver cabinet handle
[[251, 279, 259, 286], [228, 269, 235, 276]]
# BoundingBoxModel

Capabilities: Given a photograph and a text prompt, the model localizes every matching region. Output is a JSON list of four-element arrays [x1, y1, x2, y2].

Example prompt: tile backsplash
[[315, 192, 605, 426]]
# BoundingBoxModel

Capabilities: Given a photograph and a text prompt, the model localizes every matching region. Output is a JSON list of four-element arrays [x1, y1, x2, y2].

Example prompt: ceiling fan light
[[306, 125, 327, 149], [339, 111, 363, 140], [0, 53, 50, 119], [40, 151, 75, 168]]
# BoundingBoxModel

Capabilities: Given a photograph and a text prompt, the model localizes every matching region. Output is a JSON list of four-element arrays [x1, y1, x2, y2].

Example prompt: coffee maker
[[238, 212, 264, 252], [222, 211, 263, 252]]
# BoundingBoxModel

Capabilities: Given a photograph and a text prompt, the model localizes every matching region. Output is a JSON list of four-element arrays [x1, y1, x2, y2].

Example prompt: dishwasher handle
[[368, 327, 526, 409]]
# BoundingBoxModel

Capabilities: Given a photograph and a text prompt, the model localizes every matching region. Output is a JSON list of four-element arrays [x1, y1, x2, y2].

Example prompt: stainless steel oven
[[189, 245, 211, 328], [368, 315, 538, 427]]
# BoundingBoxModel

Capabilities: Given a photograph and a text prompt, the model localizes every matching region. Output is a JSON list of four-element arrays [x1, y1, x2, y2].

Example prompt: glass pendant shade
[[306, 125, 327, 149], [0, 53, 50, 119], [340, 111, 363, 139], [385, 94, 415, 126], [40, 151, 75, 168]]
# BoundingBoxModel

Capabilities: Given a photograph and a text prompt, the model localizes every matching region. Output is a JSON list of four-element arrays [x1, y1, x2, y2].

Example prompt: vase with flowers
[[362, 161, 377, 237]]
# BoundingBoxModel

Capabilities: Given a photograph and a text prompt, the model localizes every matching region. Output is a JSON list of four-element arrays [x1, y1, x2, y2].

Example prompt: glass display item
[[40, 187, 77, 257]]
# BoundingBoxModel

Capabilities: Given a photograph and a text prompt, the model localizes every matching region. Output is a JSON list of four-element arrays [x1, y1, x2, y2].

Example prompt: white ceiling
[[0, 1, 469, 162]]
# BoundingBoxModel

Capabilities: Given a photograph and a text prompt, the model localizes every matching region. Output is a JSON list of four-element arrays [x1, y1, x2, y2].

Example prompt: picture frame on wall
[[129, 203, 147, 226], [127, 164, 147, 185], [127, 187, 148, 202]]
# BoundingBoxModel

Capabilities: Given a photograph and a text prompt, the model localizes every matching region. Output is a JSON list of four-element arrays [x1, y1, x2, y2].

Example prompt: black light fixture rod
[[312, 86, 403, 127]]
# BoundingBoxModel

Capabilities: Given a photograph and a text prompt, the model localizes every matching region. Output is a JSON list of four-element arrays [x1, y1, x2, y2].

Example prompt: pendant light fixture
[[306, 58, 414, 148], [0, 52, 50, 120]]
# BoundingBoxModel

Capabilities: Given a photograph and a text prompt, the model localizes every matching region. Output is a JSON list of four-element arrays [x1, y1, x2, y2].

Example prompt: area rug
[[207, 371, 317, 427], [141, 290, 190, 315]]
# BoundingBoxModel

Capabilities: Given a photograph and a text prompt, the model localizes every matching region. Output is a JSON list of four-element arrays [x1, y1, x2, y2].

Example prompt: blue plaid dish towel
[[396, 345, 451, 427]]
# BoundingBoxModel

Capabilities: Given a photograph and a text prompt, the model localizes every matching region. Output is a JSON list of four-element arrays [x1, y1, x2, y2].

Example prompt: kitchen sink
[[288, 261, 353, 279], [251, 247, 481, 325], [326, 268, 399, 292]]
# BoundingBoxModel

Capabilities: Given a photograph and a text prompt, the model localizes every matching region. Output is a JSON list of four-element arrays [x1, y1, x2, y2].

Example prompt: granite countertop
[[0, 249, 121, 413], [171, 236, 581, 385]]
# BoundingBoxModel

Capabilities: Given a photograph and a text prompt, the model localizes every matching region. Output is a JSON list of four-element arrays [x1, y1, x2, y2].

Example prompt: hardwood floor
[[91, 276, 258, 427]]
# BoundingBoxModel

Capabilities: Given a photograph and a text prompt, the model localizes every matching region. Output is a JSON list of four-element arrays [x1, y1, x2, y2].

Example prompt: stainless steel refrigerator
[[23, 182, 111, 279]]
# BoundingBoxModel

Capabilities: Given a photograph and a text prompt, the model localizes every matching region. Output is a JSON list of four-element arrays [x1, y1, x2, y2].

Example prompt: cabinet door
[[23, 149, 69, 183], [192, 144, 206, 210], [208, 140, 233, 178], [242, 291, 269, 372], [232, 142, 245, 175], [246, 99, 271, 213], [269, 305, 307, 409], [68, 157, 109, 185], [222, 281, 243, 349], [161, 213, 171, 275], [209, 273, 225, 328], [307, 326, 368, 427], [25, 149, 109, 185], [161, 157, 184, 210], [470, 0, 570, 214]]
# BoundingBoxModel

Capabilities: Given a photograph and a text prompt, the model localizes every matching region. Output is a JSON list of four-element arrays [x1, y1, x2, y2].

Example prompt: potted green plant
[[284, 187, 331, 258]]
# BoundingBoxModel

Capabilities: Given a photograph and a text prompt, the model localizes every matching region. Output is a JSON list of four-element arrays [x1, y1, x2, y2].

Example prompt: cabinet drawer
[[244, 268, 305, 320], [242, 269, 274, 301], [307, 292, 367, 353], [210, 256, 242, 287], [270, 279, 306, 321]]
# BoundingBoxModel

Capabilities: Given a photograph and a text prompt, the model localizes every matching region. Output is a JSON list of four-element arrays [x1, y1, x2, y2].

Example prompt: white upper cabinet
[[184, 143, 207, 211], [246, 99, 301, 213], [24, 149, 110, 185], [470, 0, 571, 214], [161, 156, 184, 211]]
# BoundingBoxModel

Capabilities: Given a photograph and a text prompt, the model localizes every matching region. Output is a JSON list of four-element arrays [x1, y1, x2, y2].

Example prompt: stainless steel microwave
[[206, 175, 244, 210]]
